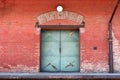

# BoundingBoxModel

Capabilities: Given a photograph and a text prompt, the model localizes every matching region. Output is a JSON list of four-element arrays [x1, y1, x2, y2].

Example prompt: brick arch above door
[[36, 11, 85, 33], [37, 11, 84, 25]]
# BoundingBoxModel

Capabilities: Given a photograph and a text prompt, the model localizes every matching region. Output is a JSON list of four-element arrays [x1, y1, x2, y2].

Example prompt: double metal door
[[41, 30, 80, 72]]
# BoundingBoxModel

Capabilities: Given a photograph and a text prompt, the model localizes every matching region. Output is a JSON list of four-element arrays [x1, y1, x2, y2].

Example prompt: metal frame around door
[[38, 25, 84, 72]]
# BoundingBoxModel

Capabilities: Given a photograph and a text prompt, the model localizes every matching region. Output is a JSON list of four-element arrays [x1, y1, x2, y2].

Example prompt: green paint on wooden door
[[41, 30, 80, 72]]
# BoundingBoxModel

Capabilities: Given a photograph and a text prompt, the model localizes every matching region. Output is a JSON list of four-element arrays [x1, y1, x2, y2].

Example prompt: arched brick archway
[[36, 11, 85, 33], [37, 11, 84, 25]]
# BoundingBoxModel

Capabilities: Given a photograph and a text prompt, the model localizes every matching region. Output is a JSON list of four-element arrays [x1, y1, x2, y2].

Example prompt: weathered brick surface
[[0, 0, 120, 72], [112, 4, 120, 72], [113, 32, 120, 72]]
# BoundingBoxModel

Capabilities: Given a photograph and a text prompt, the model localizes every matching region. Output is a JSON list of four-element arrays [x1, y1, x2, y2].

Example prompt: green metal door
[[41, 30, 60, 72], [41, 30, 80, 72], [61, 30, 80, 71]]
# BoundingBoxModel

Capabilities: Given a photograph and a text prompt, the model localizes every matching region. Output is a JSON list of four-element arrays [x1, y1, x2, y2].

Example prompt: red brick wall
[[112, 3, 120, 72], [0, 0, 120, 72]]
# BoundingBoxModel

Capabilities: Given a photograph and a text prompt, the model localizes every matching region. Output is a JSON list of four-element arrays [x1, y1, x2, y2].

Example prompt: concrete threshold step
[[0, 72, 120, 79]]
